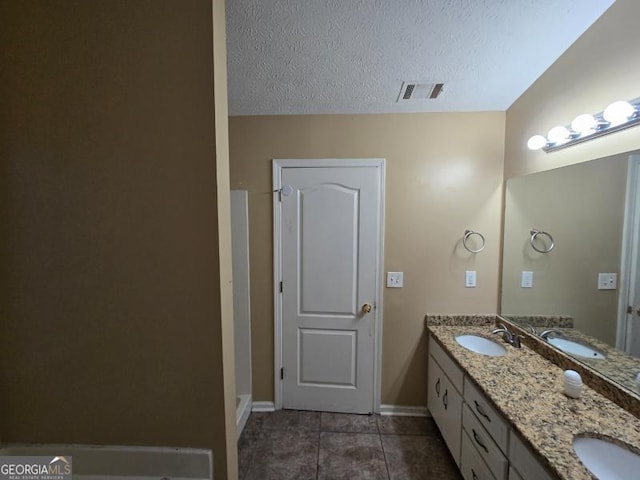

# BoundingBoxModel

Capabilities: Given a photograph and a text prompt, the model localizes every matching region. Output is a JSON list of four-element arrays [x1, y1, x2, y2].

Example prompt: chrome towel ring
[[530, 229, 555, 253], [463, 230, 486, 253]]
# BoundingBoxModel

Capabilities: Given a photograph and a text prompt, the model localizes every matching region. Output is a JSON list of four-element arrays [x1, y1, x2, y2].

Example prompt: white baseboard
[[236, 394, 252, 440], [251, 401, 276, 412], [249, 401, 427, 416], [379, 404, 429, 417]]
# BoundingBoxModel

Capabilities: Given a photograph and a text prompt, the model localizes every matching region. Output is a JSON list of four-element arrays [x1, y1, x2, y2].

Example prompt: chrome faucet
[[491, 323, 521, 348], [539, 328, 564, 340]]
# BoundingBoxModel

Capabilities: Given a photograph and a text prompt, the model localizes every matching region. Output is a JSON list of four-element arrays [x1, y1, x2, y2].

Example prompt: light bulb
[[603, 101, 635, 125], [571, 114, 597, 135], [548, 126, 570, 144], [527, 135, 547, 150]]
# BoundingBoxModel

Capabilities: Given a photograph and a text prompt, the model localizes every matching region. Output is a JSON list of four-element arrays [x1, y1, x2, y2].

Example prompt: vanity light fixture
[[527, 97, 640, 153]]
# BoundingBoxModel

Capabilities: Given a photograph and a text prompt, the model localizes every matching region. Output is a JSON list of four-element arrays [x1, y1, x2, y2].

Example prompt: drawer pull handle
[[442, 389, 448, 410], [472, 428, 488, 453], [471, 468, 479, 480], [474, 400, 491, 423], [435, 378, 441, 397]]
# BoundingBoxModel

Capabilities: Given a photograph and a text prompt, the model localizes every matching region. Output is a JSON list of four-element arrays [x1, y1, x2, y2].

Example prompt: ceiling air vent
[[398, 82, 444, 102]]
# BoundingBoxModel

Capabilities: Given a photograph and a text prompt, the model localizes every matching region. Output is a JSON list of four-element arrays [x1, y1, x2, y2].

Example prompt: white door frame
[[617, 154, 640, 352], [272, 158, 385, 412]]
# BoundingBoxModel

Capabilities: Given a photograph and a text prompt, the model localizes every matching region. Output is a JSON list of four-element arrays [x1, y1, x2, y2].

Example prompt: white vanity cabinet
[[428, 336, 464, 465], [509, 432, 554, 480], [461, 377, 509, 480], [460, 429, 497, 480], [428, 333, 555, 480]]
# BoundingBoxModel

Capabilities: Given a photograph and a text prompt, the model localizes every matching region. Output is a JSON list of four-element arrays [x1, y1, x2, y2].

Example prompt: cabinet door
[[429, 336, 463, 391], [428, 356, 463, 465]]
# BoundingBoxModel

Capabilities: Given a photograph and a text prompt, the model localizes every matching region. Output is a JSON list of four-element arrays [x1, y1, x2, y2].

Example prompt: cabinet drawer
[[429, 335, 464, 392], [464, 377, 509, 453], [509, 432, 554, 480], [428, 357, 462, 465], [460, 429, 496, 480], [462, 405, 507, 480]]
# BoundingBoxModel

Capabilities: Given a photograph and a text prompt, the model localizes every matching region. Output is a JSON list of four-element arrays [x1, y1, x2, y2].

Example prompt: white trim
[[379, 405, 430, 417], [272, 158, 386, 413], [251, 401, 276, 412], [618, 155, 640, 352], [236, 394, 252, 440], [272, 162, 283, 410], [374, 163, 386, 414]]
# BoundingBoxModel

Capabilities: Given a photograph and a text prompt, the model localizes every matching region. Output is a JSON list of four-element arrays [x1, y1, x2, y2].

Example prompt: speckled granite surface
[[502, 314, 574, 329], [500, 317, 640, 418], [425, 313, 498, 326], [560, 330, 640, 396], [427, 324, 640, 480]]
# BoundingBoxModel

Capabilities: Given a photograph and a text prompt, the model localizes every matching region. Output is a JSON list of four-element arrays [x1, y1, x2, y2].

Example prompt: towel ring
[[530, 229, 554, 253], [463, 230, 486, 253]]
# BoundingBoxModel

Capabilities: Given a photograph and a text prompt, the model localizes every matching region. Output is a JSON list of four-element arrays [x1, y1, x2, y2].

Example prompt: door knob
[[361, 303, 372, 314]]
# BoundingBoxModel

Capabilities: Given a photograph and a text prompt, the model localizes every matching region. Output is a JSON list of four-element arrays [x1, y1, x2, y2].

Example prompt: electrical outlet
[[597, 273, 617, 290], [387, 272, 403, 288], [465, 270, 477, 288], [521, 271, 533, 288]]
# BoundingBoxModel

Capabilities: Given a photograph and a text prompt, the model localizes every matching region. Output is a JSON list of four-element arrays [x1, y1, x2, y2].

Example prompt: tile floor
[[238, 410, 462, 480]]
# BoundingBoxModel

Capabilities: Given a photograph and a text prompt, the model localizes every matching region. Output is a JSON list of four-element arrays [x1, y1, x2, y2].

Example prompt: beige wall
[[502, 154, 627, 344], [0, 1, 236, 478], [505, 0, 640, 179], [229, 112, 505, 405]]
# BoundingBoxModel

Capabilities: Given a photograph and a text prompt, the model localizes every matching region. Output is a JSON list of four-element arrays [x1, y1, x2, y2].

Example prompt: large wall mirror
[[501, 150, 640, 397]]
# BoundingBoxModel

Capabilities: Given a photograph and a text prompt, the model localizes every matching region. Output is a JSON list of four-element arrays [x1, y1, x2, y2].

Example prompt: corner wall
[[0, 1, 235, 478], [229, 112, 505, 406]]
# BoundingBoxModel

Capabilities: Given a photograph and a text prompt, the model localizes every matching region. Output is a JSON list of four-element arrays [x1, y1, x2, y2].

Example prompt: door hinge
[[280, 367, 284, 380], [280, 281, 283, 293], [628, 305, 634, 314]]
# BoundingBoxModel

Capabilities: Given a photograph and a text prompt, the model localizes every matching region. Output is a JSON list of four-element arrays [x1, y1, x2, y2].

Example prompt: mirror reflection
[[501, 150, 640, 396]]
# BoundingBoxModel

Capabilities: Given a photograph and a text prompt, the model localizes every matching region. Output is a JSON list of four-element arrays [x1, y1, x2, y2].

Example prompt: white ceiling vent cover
[[398, 82, 444, 101]]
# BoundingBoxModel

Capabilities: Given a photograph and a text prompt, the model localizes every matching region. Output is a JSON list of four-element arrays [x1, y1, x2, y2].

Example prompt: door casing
[[272, 158, 385, 412], [617, 154, 640, 354]]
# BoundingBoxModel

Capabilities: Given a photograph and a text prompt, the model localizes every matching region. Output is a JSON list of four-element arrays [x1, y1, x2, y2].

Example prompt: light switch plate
[[465, 270, 477, 288], [521, 271, 533, 288], [597, 273, 617, 290], [387, 272, 403, 288]]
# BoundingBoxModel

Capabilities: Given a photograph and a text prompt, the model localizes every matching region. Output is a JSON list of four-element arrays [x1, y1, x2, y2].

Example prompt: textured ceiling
[[226, 0, 614, 116]]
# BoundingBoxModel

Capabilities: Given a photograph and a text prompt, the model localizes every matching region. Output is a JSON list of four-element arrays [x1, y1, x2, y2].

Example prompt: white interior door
[[275, 160, 384, 414]]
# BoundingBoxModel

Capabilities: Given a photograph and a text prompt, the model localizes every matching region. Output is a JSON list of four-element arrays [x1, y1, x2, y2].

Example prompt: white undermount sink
[[573, 436, 640, 479], [455, 335, 506, 357], [547, 337, 606, 360]]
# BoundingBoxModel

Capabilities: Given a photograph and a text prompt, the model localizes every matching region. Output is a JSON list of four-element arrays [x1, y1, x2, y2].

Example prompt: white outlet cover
[[387, 272, 403, 288], [597, 273, 617, 290]]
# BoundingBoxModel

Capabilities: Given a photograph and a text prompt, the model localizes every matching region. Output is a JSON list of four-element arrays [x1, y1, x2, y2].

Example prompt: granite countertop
[[427, 323, 640, 480], [538, 327, 640, 397]]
